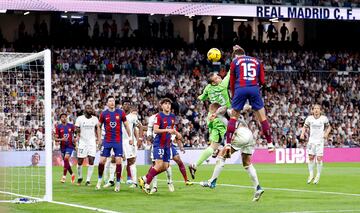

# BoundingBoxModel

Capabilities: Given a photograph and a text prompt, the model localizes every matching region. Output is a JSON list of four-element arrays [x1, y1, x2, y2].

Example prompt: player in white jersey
[[200, 119, 265, 202], [75, 104, 100, 186], [122, 102, 143, 188], [300, 104, 331, 184]]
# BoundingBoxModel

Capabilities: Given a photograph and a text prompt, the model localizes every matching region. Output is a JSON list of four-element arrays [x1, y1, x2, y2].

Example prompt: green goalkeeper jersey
[[198, 71, 231, 108], [207, 114, 227, 143]]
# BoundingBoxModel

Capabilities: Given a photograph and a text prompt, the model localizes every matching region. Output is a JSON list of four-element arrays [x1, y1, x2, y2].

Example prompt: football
[[207, 48, 221, 62]]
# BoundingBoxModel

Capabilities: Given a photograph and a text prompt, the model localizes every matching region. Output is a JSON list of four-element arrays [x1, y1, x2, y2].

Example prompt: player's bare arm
[[154, 124, 172, 134], [124, 120, 133, 145], [323, 124, 331, 140], [97, 122, 102, 145], [136, 121, 144, 148]]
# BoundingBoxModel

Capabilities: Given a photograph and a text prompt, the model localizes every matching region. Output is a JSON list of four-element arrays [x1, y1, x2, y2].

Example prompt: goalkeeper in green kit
[[188, 71, 231, 179]]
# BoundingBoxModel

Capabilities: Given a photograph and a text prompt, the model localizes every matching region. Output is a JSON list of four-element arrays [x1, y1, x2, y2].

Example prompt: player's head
[[232, 45, 245, 57], [312, 104, 322, 117], [106, 96, 115, 110], [31, 152, 40, 166], [207, 72, 222, 85], [209, 102, 221, 114], [130, 106, 138, 115], [84, 104, 93, 116], [122, 101, 131, 112], [59, 113, 67, 124], [159, 98, 172, 113]]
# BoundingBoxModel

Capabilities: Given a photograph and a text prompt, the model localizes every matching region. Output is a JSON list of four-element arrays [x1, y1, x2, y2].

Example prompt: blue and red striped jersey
[[56, 123, 75, 149], [229, 55, 265, 95], [153, 112, 176, 148], [99, 108, 127, 143]]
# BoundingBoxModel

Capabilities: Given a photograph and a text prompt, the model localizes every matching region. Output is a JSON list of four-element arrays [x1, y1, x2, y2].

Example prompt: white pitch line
[[158, 180, 360, 197], [49, 200, 121, 213], [281, 210, 360, 213], [0, 190, 120, 213]]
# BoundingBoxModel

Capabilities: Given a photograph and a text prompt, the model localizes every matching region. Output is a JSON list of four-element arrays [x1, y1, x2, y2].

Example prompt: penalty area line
[[281, 210, 360, 213], [158, 180, 360, 197]]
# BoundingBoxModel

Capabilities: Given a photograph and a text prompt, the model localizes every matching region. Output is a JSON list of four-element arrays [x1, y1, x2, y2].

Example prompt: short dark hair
[[232, 45, 245, 56], [59, 113, 67, 118], [106, 96, 115, 102], [159, 98, 172, 105]]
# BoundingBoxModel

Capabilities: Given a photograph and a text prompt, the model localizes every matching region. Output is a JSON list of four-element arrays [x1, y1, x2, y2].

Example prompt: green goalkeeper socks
[[195, 147, 214, 168]]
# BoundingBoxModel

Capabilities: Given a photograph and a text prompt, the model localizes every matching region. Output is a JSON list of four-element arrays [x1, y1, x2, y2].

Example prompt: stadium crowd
[[1, 45, 360, 151]]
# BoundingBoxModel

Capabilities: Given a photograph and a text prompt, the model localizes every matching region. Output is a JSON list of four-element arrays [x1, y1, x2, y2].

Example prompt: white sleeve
[[146, 115, 156, 137], [75, 116, 81, 127], [323, 116, 329, 126], [304, 117, 310, 128]]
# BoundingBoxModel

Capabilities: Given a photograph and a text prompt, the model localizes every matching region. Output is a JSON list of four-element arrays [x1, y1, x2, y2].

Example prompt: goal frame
[[0, 49, 52, 202]]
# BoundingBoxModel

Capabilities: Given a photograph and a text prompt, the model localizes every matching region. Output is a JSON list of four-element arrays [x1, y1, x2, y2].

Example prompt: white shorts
[[77, 141, 96, 158], [231, 127, 255, 155], [307, 142, 324, 156], [123, 139, 137, 159]]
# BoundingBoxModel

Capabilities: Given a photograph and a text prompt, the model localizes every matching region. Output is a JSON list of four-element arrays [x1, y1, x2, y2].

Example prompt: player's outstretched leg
[[200, 156, 225, 189], [243, 153, 264, 202], [189, 145, 217, 179]]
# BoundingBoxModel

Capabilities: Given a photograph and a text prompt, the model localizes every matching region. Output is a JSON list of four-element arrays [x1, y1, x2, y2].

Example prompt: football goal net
[[0, 50, 52, 203]]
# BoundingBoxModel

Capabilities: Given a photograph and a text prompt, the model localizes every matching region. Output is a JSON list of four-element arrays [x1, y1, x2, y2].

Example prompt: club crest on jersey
[[116, 115, 120, 120], [68, 128, 72, 132], [110, 122, 117, 128]]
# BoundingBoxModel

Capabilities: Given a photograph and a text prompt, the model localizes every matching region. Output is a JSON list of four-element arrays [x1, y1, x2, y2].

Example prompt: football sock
[[244, 164, 259, 190], [195, 147, 214, 168]]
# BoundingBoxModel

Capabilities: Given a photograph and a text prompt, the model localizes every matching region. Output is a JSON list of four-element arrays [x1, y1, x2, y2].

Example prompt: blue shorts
[[61, 147, 74, 158], [232, 86, 264, 111], [100, 142, 123, 157], [170, 144, 178, 159], [153, 145, 171, 163]]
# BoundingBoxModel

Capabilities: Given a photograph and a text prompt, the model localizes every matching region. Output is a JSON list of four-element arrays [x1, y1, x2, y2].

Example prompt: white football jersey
[[75, 115, 98, 145], [122, 113, 139, 141], [146, 114, 157, 138], [304, 115, 329, 144]]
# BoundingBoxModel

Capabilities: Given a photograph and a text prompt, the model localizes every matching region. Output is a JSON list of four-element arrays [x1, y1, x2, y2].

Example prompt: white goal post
[[0, 49, 52, 202]]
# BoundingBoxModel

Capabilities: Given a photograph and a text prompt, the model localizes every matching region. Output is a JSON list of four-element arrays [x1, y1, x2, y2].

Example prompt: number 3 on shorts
[[158, 149, 164, 156]]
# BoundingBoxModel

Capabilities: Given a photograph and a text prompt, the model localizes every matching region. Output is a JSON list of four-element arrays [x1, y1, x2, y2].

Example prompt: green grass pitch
[[1, 163, 360, 213]]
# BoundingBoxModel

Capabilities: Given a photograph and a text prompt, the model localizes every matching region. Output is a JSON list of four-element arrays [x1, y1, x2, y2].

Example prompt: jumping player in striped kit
[[95, 96, 132, 192], [224, 45, 274, 156], [55, 113, 76, 184]]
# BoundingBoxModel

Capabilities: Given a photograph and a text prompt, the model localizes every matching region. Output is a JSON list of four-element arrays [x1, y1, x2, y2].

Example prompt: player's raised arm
[[197, 85, 209, 102], [220, 69, 230, 88]]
